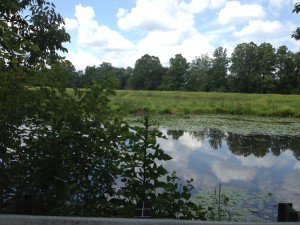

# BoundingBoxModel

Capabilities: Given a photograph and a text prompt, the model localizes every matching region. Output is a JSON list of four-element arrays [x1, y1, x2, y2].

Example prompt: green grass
[[111, 90, 300, 118]]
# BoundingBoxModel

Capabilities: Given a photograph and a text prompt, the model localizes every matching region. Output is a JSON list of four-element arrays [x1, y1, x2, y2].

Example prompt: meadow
[[111, 90, 300, 118]]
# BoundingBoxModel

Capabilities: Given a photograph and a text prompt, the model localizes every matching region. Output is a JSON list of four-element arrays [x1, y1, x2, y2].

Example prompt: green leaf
[[0, 20, 8, 28]]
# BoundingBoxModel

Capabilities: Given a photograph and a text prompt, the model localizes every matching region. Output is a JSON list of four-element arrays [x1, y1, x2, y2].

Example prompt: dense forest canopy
[[61, 43, 300, 94]]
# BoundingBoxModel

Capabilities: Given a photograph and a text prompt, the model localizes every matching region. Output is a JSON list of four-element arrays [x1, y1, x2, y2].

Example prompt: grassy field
[[111, 90, 300, 118]]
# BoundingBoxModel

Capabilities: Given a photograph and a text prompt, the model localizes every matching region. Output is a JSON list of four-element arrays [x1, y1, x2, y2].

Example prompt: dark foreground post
[[277, 203, 300, 222]]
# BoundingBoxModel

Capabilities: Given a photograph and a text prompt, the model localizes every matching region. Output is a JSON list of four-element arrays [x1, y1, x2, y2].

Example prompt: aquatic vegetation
[[196, 185, 277, 222], [126, 114, 300, 136]]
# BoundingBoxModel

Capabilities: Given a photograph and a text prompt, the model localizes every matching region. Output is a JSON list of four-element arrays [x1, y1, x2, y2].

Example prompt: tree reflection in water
[[167, 128, 300, 159]]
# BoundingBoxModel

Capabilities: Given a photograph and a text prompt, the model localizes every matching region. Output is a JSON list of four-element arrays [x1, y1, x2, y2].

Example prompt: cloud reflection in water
[[157, 128, 300, 211]]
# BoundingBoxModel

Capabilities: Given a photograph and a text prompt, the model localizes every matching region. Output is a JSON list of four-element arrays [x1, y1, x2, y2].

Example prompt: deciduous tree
[[186, 54, 211, 92], [161, 54, 189, 91], [0, 0, 70, 212], [130, 54, 164, 90], [208, 47, 229, 92], [229, 42, 260, 93]]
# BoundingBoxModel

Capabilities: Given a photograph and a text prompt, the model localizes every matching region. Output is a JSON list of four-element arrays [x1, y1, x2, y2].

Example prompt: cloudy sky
[[52, 0, 300, 70]]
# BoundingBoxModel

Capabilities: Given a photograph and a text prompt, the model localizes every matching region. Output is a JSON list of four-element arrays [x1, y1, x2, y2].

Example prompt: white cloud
[[209, 0, 227, 9], [179, 132, 203, 150], [294, 161, 300, 170], [138, 30, 183, 47], [218, 1, 266, 25], [75, 4, 94, 23], [185, 0, 210, 14], [268, 0, 298, 10], [63, 0, 298, 71], [75, 4, 134, 50], [65, 49, 101, 70], [234, 20, 283, 38], [231, 20, 297, 50], [158, 130, 201, 184], [211, 160, 256, 183], [117, 0, 197, 32], [116, 8, 127, 18], [136, 29, 215, 65], [180, 31, 215, 61], [64, 18, 78, 30], [115, 0, 215, 66], [236, 153, 288, 168]]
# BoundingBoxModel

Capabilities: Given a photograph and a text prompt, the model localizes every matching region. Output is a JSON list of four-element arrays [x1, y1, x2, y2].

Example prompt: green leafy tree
[[9, 80, 125, 216], [130, 54, 164, 90], [288, 1, 300, 93], [32, 60, 77, 87], [186, 54, 211, 92], [229, 42, 261, 93], [115, 67, 132, 90], [154, 171, 203, 219], [256, 43, 276, 93], [0, 0, 69, 70], [119, 116, 172, 205], [292, 1, 300, 40], [275, 45, 298, 94], [293, 51, 300, 93], [207, 47, 229, 92], [0, 0, 70, 212], [161, 54, 189, 91], [117, 116, 203, 219], [83, 63, 117, 87]]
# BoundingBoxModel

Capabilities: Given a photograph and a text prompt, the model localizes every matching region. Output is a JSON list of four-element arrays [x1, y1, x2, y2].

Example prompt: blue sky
[[52, 0, 300, 70]]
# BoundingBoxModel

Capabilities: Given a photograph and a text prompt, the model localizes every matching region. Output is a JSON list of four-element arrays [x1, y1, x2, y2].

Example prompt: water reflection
[[158, 128, 300, 219]]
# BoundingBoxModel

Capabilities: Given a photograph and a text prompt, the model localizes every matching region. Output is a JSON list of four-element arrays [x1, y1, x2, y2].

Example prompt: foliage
[[1, 79, 127, 216], [154, 171, 204, 219], [186, 54, 211, 92], [292, 1, 300, 40], [118, 115, 172, 203], [275, 45, 299, 93], [0, 0, 70, 70], [66, 43, 300, 94], [207, 47, 229, 92], [129, 54, 164, 90], [0, 0, 70, 212], [115, 115, 203, 219], [161, 54, 189, 91], [115, 67, 133, 90], [256, 43, 277, 93], [0, 0, 201, 218], [229, 42, 260, 93], [1, 0, 299, 219], [83, 63, 118, 88]]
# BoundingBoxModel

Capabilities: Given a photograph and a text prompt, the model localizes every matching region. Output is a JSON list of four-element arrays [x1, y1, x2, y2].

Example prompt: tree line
[[57, 43, 300, 94]]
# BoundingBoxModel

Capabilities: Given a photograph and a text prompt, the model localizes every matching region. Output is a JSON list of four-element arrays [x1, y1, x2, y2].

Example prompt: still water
[[158, 128, 300, 221]]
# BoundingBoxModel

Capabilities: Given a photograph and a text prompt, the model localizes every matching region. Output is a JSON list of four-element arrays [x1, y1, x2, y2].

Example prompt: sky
[[51, 0, 300, 70]]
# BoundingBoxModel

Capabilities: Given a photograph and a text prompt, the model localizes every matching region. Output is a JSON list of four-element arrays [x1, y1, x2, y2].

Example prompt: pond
[[157, 128, 300, 222]]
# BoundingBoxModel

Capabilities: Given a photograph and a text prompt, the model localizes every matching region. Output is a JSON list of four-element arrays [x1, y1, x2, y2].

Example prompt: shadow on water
[[160, 128, 300, 222]]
